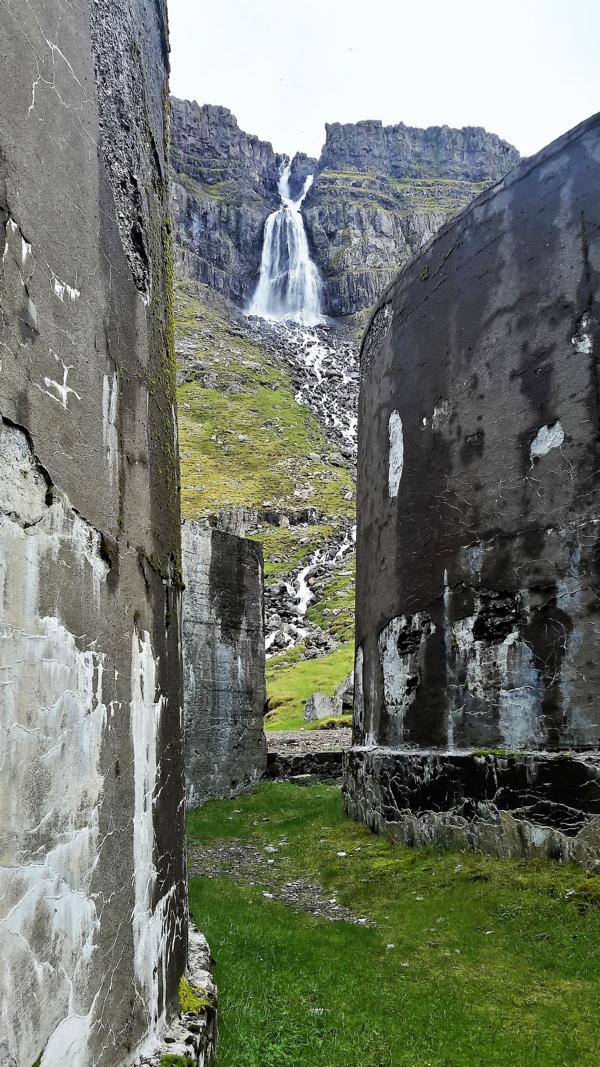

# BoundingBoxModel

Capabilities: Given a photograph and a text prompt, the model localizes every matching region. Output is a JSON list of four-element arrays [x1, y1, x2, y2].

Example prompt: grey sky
[[167, 0, 599, 160]]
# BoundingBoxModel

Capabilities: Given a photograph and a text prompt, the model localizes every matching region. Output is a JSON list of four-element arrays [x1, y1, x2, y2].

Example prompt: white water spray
[[248, 162, 323, 325]]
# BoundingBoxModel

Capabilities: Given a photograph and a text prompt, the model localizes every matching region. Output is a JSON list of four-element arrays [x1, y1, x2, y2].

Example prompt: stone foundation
[[343, 749, 600, 871], [267, 750, 344, 780]]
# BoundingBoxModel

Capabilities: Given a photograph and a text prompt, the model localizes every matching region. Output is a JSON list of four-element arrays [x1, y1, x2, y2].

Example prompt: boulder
[[304, 692, 342, 722], [335, 672, 354, 711]]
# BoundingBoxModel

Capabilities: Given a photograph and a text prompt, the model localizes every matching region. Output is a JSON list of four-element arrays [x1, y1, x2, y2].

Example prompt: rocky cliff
[[304, 120, 520, 316], [171, 98, 284, 305], [171, 99, 519, 319]]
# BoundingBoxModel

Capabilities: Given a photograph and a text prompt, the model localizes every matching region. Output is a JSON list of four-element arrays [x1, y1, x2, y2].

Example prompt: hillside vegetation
[[175, 279, 356, 723]]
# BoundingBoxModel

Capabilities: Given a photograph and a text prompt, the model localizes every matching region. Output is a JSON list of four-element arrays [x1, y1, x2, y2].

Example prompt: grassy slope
[[188, 783, 600, 1067], [265, 643, 354, 730], [176, 279, 355, 726], [177, 281, 353, 520], [315, 169, 488, 216]]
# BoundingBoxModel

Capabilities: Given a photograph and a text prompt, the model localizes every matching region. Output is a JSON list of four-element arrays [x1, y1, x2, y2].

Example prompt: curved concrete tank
[[345, 114, 600, 868]]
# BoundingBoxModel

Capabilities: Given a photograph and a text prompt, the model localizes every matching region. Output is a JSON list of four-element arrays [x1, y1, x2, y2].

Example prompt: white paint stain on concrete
[[432, 398, 451, 433], [530, 419, 564, 460], [447, 604, 543, 748], [0, 424, 110, 1067], [52, 275, 81, 302], [40, 350, 81, 409], [572, 312, 593, 354], [102, 372, 119, 483], [131, 629, 172, 1035], [354, 645, 365, 733], [387, 410, 404, 497], [379, 613, 435, 742]]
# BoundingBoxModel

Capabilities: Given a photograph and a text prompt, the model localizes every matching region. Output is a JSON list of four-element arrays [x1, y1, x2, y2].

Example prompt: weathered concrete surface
[[135, 925, 217, 1067], [347, 114, 600, 862], [0, 2, 186, 1065], [182, 522, 267, 805]]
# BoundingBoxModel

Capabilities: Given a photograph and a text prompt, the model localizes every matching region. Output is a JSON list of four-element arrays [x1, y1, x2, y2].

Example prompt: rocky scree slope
[[171, 97, 519, 319], [176, 279, 357, 721]]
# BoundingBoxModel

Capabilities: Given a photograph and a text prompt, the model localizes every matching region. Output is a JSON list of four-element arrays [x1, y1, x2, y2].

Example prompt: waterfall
[[248, 162, 323, 325]]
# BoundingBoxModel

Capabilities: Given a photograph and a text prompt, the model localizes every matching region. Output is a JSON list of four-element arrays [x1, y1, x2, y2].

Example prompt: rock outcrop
[[171, 97, 519, 319], [171, 98, 283, 305], [318, 119, 518, 180], [346, 113, 600, 866], [304, 692, 342, 722], [303, 120, 520, 317], [0, 2, 187, 1065], [183, 522, 267, 804]]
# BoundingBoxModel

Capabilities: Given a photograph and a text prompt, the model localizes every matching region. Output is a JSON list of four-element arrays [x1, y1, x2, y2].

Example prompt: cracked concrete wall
[[182, 522, 267, 806], [0, 2, 186, 1065], [354, 113, 600, 755]]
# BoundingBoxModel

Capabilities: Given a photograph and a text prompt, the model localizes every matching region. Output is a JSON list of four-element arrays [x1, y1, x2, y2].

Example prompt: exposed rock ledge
[[343, 749, 600, 872]]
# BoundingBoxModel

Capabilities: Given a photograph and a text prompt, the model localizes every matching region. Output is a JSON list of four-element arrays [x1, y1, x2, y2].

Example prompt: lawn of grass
[[188, 783, 600, 1067], [265, 642, 354, 730]]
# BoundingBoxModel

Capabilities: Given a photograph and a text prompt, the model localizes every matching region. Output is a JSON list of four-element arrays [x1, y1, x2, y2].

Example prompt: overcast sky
[[168, 0, 599, 160]]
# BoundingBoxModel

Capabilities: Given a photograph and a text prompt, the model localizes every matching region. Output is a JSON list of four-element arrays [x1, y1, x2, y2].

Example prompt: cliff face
[[0, 2, 186, 1064], [303, 120, 520, 316], [171, 99, 519, 319], [318, 119, 519, 180], [171, 97, 284, 305]]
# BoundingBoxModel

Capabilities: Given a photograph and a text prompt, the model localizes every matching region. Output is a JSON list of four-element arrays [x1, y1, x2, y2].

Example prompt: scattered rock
[[305, 692, 342, 722], [335, 672, 354, 711]]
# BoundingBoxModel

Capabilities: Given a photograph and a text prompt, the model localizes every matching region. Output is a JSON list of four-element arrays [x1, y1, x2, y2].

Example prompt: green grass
[[247, 523, 334, 581], [265, 642, 354, 729], [176, 281, 354, 521], [187, 783, 600, 1067], [312, 713, 353, 729]]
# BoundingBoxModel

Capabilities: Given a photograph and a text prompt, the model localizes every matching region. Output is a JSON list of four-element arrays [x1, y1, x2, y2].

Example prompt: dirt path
[[188, 835, 375, 927]]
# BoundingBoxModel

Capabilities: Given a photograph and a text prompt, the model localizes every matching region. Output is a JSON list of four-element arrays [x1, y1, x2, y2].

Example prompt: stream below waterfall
[[246, 157, 357, 656]]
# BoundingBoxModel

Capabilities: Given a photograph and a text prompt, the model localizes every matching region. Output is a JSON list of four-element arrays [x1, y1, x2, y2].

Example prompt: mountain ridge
[[170, 95, 520, 318]]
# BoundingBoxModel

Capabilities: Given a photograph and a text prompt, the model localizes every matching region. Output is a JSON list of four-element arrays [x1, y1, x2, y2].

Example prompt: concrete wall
[[0, 3, 186, 1064], [182, 522, 267, 805], [347, 114, 600, 863]]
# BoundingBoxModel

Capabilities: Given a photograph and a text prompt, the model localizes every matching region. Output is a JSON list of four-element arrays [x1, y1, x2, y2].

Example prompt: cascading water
[[248, 162, 323, 325], [245, 162, 358, 657]]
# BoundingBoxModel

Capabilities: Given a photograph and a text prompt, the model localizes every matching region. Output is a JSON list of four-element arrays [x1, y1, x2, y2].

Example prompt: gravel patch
[[188, 837, 375, 927]]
